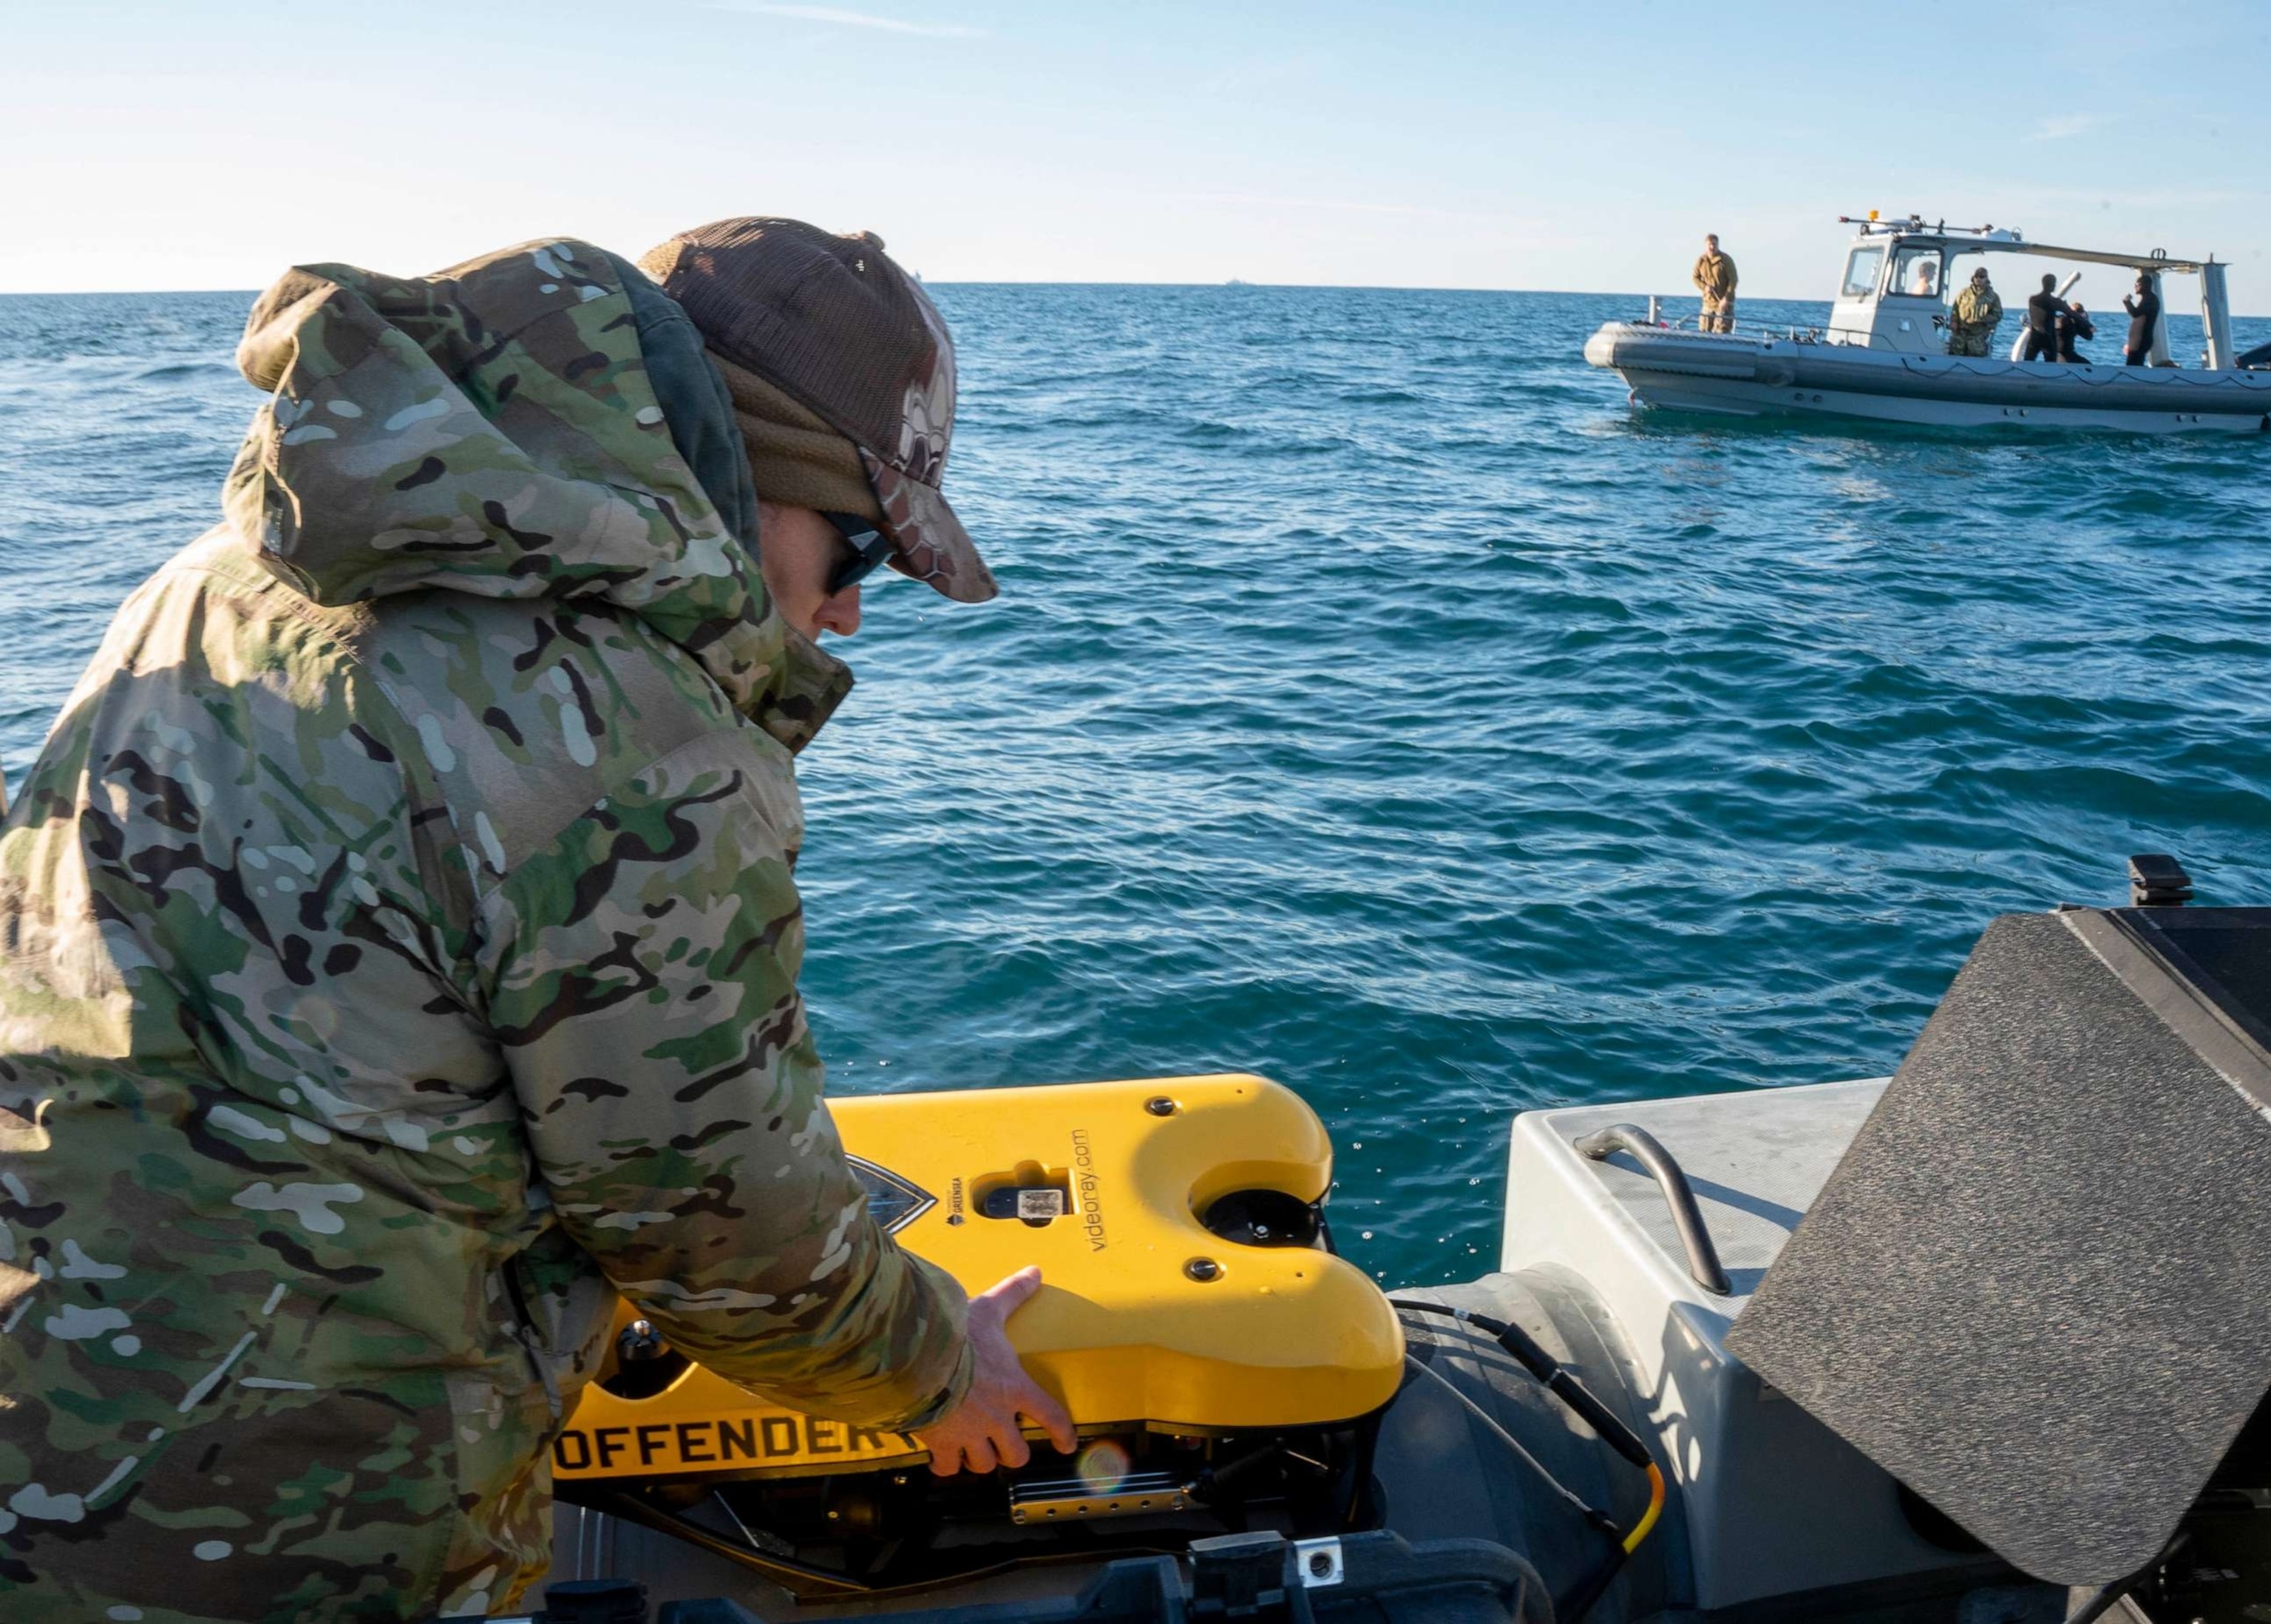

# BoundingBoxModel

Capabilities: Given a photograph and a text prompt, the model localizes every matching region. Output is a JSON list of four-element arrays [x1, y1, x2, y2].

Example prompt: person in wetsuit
[[2123, 274, 2162, 365], [2056, 300, 2095, 363], [2022, 273, 2062, 362]]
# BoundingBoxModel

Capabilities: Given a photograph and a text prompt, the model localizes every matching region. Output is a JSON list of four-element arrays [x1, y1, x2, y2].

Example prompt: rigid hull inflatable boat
[[486, 857, 2271, 1624], [1584, 217, 2271, 432]]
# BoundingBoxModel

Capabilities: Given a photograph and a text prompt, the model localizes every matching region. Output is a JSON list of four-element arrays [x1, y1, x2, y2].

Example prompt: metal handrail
[[1632, 310, 1828, 344], [1573, 1124, 1733, 1295]]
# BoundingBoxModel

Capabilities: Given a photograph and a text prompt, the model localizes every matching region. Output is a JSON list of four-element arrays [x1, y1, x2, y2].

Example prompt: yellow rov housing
[[557, 1074, 1404, 1487]]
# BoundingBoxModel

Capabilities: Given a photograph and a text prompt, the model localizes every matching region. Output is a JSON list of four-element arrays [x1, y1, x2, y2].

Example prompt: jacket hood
[[224, 238, 848, 750]]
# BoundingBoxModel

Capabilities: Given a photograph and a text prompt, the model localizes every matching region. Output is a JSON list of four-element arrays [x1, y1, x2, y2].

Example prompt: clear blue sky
[[4, 0, 2267, 309]]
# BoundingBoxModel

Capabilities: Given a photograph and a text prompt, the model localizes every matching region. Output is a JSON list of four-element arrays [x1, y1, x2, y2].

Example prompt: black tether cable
[[1398, 1354, 1620, 1539], [1391, 1300, 1653, 1468], [1389, 1299, 1664, 1621]]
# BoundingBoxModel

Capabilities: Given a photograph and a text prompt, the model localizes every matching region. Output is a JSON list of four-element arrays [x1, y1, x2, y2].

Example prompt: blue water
[[3, 285, 2267, 1288]]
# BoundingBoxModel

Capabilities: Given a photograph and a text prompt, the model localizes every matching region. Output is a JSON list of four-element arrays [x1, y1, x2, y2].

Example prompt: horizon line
[[1, 280, 2260, 319]]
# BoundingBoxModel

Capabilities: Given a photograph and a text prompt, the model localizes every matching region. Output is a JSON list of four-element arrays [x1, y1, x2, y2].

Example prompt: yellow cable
[[1620, 1462, 1666, 1555]]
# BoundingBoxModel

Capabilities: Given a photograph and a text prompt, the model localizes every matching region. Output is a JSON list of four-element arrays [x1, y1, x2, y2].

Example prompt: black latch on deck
[[1189, 1533, 1298, 1623]]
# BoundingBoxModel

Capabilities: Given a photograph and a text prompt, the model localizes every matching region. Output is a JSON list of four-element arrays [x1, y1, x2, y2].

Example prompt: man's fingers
[[1022, 1384, 1077, 1453], [929, 1434, 998, 1478], [982, 1265, 1045, 1314], [923, 1266, 1066, 1478]]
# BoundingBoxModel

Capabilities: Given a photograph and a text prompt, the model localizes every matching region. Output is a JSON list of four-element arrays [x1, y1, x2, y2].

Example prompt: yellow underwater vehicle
[[481, 860, 2271, 1624]]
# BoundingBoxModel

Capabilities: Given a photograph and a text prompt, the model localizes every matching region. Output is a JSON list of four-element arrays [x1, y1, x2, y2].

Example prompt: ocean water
[[3, 285, 2267, 1289]]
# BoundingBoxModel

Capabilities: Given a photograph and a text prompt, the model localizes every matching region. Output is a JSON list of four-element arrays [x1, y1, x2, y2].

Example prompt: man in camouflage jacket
[[0, 222, 1067, 1623], [1949, 268, 2005, 357], [1692, 234, 1738, 333]]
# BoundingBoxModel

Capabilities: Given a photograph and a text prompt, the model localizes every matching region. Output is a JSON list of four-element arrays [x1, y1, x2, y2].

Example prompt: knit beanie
[[707, 349, 883, 522]]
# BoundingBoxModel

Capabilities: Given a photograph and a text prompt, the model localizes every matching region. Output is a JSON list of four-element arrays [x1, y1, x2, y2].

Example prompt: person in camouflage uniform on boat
[[1691, 233, 1738, 333], [0, 222, 1069, 1623], [1948, 267, 2005, 357]]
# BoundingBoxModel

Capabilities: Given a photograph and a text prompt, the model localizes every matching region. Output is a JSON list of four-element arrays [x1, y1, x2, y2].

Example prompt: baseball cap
[[638, 218, 997, 604]]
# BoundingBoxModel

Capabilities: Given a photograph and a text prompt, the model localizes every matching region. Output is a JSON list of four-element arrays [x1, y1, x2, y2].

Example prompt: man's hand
[[913, 1266, 1076, 1476]]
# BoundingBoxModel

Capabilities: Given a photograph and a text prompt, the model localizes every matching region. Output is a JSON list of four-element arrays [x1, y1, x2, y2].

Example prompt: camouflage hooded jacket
[[1954, 281, 2004, 331], [1691, 250, 1737, 302], [0, 241, 971, 1622]]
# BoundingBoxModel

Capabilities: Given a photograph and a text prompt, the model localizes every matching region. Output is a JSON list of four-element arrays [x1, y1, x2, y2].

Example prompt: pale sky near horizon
[[4, 0, 2268, 310]]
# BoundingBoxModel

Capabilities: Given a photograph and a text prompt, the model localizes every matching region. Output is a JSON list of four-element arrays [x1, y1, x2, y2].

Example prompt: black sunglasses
[[823, 513, 896, 594]]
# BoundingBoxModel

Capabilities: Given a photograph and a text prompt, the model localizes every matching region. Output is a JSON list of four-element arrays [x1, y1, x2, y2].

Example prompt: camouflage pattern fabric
[[1691, 253, 1737, 334], [636, 221, 999, 607], [1691, 250, 1738, 302], [1950, 282, 2003, 356], [0, 239, 971, 1623]]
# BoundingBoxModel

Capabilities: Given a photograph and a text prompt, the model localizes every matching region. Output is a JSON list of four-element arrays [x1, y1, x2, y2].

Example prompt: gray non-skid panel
[[1727, 911, 2271, 1586], [1539, 1081, 1887, 1301]]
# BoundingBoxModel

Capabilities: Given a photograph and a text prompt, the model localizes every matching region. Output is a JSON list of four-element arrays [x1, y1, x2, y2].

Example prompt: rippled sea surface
[[4, 285, 2267, 1286]]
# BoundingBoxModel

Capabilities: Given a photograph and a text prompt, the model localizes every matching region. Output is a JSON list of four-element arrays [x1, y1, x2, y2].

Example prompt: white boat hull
[[1585, 322, 2271, 433]]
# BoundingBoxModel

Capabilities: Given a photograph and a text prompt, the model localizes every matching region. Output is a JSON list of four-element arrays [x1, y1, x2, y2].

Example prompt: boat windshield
[[1840, 245, 1886, 298], [1889, 244, 1943, 299]]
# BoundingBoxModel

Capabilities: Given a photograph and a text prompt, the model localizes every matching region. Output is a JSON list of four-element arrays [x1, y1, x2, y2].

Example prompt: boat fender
[[1605, 342, 1776, 384]]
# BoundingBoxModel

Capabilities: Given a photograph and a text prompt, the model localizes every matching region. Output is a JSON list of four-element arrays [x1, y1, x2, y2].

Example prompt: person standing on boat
[[0, 221, 1073, 1623], [2123, 274, 2162, 366], [1948, 266, 2004, 357], [2056, 300, 2096, 363], [1693, 233, 1738, 333], [2021, 274, 2064, 362]]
